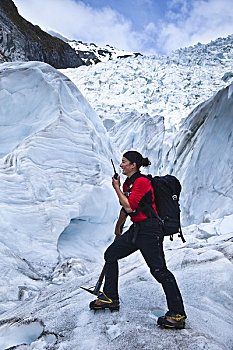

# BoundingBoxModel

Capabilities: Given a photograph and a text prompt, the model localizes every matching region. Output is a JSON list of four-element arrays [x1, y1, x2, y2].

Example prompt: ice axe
[[80, 237, 121, 296], [80, 241, 120, 295], [80, 263, 106, 296]]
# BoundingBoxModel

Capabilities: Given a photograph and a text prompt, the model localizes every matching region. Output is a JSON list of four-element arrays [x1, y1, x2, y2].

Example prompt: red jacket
[[123, 174, 157, 222]]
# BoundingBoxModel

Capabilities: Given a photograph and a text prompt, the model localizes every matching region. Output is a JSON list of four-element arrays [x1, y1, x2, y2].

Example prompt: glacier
[[0, 35, 233, 350], [61, 36, 233, 225]]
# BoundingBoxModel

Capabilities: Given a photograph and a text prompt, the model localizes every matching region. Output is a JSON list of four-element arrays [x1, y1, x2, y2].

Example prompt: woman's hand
[[112, 176, 120, 189], [114, 224, 123, 238], [112, 177, 133, 213]]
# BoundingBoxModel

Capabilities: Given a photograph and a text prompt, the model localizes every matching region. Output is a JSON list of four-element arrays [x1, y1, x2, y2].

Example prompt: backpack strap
[[125, 171, 143, 186], [124, 172, 147, 218], [178, 225, 186, 243], [138, 189, 164, 224]]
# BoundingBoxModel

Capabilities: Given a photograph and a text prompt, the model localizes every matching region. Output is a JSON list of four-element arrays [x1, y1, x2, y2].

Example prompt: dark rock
[[0, 0, 84, 68], [134, 52, 143, 57]]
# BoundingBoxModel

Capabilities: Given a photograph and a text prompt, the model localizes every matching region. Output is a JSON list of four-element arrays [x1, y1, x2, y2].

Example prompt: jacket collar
[[126, 171, 142, 184]]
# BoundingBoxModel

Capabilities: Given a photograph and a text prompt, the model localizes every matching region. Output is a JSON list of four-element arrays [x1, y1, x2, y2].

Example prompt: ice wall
[[172, 84, 233, 224], [0, 62, 118, 299]]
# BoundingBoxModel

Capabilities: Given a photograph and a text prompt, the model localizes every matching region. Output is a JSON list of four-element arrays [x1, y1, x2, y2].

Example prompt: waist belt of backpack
[[139, 199, 164, 224], [139, 201, 186, 243]]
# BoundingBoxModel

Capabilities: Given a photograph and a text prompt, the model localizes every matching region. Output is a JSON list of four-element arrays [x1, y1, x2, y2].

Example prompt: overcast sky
[[14, 0, 233, 55]]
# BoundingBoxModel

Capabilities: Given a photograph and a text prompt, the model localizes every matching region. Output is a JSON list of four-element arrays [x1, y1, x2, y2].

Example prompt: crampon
[[157, 311, 186, 329], [89, 292, 120, 312]]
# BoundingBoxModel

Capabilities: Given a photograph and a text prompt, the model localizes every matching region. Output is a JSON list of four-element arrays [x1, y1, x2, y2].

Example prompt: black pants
[[103, 219, 186, 316]]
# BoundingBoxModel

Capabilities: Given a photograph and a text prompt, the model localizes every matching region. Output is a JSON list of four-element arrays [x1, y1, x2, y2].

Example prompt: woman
[[90, 151, 187, 329]]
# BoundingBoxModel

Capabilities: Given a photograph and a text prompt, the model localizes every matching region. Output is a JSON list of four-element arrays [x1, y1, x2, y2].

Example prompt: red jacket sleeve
[[128, 177, 152, 211]]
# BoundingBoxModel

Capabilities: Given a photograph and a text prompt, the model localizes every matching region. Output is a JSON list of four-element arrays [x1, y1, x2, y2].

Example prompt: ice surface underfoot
[[0, 215, 232, 350]]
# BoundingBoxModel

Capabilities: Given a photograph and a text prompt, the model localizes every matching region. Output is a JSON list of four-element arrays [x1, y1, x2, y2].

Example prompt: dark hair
[[123, 151, 151, 169]]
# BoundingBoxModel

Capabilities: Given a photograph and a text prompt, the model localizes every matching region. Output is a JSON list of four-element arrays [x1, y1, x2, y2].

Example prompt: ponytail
[[141, 157, 151, 167]]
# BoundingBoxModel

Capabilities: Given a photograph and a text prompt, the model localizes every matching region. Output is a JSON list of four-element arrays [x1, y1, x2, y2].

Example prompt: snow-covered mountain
[[68, 40, 142, 65], [0, 34, 232, 350]]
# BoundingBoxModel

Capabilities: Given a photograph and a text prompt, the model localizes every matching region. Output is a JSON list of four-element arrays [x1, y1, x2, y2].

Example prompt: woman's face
[[120, 157, 137, 176]]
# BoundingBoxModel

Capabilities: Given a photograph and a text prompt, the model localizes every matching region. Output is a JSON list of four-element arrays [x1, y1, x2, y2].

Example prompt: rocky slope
[[0, 0, 83, 68]]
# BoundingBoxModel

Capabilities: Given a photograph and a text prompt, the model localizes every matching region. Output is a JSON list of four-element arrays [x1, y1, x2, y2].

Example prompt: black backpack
[[139, 174, 186, 243]]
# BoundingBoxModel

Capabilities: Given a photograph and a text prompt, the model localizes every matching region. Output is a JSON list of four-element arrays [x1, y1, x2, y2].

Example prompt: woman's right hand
[[112, 175, 121, 190], [114, 225, 122, 238]]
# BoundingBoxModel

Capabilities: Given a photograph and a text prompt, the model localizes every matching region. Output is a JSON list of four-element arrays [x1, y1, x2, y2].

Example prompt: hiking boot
[[89, 292, 120, 312], [157, 311, 186, 329]]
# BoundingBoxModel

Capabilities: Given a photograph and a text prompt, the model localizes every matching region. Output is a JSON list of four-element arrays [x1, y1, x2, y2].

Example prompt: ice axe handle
[[93, 264, 106, 295], [111, 159, 119, 179]]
